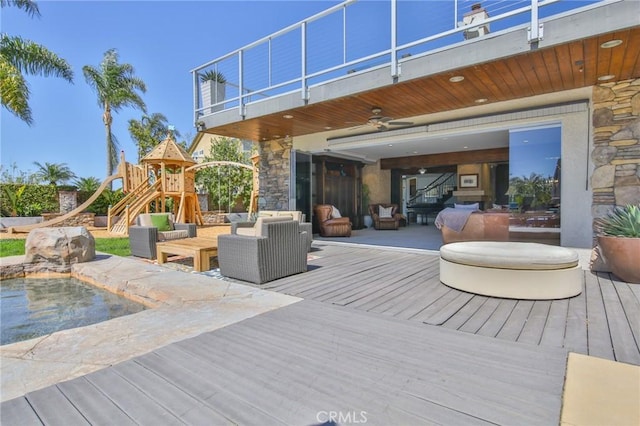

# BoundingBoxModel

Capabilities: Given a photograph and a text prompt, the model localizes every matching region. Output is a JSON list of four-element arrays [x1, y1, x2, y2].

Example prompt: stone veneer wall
[[58, 191, 78, 213], [258, 138, 292, 210], [592, 79, 640, 232], [40, 212, 95, 227]]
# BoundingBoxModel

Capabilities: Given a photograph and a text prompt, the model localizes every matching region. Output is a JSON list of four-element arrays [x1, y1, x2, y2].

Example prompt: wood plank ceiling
[[202, 27, 640, 144]]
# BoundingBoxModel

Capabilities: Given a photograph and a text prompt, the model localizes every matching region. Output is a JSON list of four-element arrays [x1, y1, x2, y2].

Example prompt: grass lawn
[[0, 238, 130, 257]]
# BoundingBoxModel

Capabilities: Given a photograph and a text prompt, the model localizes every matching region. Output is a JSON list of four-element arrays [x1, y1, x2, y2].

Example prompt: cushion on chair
[[150, 214, 172, 231], [157, 230, 189, 241], [235, 216, 291, 237], [331, 206, 342, 218], [258, 210, 305, 222], [379, 205, 393, 218]]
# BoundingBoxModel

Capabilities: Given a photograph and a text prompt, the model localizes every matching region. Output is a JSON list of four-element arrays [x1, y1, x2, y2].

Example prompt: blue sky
[[1, 0, 340, 182]]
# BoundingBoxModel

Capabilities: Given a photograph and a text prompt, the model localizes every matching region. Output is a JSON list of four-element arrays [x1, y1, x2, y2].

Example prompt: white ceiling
[[320, 128, 510, 163]]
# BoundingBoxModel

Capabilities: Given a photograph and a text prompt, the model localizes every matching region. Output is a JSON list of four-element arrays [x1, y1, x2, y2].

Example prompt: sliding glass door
[[508, 125, 561, 243], [290, 150, 312, 222]]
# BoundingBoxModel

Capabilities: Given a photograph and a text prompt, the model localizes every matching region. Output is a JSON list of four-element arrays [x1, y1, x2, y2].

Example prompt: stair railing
[[408, 172, 456, 206]]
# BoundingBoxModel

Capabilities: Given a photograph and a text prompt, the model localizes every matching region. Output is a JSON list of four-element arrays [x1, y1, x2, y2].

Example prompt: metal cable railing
[[192, 0, 608, 124]]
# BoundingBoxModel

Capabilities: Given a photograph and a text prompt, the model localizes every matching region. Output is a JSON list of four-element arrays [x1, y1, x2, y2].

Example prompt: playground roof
[[142, 135, 196, 166]]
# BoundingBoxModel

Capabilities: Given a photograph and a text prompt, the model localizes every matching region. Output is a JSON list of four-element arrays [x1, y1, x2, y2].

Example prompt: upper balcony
[[192, 0, 639, 144]]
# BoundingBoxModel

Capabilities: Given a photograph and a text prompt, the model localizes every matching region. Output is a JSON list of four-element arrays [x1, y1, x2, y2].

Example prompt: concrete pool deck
[[0, 254, 301, 402]]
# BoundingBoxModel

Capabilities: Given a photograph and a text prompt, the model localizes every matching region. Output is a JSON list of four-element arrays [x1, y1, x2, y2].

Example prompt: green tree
[[0, 0, 74, 125], [32, 161, 75, 186], [196, 137, 254, 212], [509, 172, 553, 211], [83, 49, 146, 179], [128, 113, 181, 161], [2, 184, 26, 216], [74, 176, 100, 192]]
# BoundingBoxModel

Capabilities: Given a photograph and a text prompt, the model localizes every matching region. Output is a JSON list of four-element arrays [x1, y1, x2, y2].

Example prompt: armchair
[[218, 220, 308, 284], [234, 210, 313, 251], [129, 213, 197, 259], [369, 203, 400, 230], [314, 204, 352, 237]]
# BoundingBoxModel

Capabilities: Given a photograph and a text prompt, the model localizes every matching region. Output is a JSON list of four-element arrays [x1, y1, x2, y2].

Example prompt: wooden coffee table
[[156, 237, 218, 272]]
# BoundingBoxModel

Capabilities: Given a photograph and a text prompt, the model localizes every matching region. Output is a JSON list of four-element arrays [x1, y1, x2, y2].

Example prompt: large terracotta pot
[[597, 236, 640, 284]]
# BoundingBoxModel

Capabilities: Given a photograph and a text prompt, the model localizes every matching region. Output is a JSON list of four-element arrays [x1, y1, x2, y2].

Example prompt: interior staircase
[[407, 172, 457, 222]]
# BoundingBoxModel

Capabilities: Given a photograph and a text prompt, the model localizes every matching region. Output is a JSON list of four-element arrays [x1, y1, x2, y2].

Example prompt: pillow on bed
[[454, 203, 479, 211]]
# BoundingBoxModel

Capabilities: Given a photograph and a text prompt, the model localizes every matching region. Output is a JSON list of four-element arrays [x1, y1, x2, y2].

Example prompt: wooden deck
[[260, 242, 640, 365], [2, 241, 638, 424], [1, 300, 569, 425]]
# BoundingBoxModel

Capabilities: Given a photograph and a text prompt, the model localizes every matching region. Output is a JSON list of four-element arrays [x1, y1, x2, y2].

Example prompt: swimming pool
[[1, 277, 146, 345]]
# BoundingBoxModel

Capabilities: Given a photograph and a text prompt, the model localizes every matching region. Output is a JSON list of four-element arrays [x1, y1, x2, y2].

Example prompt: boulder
[[25, 227, 95, 266]]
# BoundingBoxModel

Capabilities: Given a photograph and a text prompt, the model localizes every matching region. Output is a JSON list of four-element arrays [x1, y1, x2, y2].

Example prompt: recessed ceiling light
[[449, 76, 465, 83], [388, 144, 393, 147], [598, 74, 616, 81], [413, 151, 418, 154], [475, 98, 488, 103], [463, 146, 468, 149], [324, 126, 332, 130], [600, 39, 622, 49], [283, 114, 293, 119]]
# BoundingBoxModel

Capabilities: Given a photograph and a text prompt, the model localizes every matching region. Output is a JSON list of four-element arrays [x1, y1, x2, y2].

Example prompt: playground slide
[[7, 174, 121, 234], [108, 180, 163, 234]]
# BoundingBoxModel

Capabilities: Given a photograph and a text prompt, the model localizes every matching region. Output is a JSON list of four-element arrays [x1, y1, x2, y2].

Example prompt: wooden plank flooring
[[261, 242, 640, 364], [1, 301, 568, 425], [2, 241, 638, 425]]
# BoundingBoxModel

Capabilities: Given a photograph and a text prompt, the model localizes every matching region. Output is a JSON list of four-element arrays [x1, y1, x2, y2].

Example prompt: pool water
[[1, 277, 146, 345]]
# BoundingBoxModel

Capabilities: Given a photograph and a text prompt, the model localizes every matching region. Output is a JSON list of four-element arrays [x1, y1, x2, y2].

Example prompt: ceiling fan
[[348, 107, 414, 131]]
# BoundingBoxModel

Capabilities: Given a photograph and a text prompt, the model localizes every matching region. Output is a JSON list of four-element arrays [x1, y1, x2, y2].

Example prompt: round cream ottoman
[[439, 241, 583, 300]]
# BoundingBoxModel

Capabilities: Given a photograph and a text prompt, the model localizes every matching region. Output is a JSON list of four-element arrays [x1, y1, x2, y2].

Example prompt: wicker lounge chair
[[231, 211, 313, 251], [129, 213, 197, 259], [218, 220, 308, 284]]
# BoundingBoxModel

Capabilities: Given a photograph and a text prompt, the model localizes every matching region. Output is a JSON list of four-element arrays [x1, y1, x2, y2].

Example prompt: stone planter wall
[[592, 79, 640, 228], [58, 191, 78, 213], [41, 212, 95, 228], [590, 79, 639, 274], [201, 211, 228, 224], [258, 138, 291, 210]]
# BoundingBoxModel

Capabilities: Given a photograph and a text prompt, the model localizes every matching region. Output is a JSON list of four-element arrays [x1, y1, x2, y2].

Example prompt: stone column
[[258, 138, 292, 210], [58, 190, 78, 214], [591, 79, 640, 225], [197, 193, 209, 212]]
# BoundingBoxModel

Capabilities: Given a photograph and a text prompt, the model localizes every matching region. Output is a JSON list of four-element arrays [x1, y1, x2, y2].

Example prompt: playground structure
[[6, 133, 259, 235]]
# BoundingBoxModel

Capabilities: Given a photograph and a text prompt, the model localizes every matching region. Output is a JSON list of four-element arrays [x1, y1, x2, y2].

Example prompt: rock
[[24, 227, 95, 267], [614, 180, 640, 206], [591, 146, 617, 167], [591, 165, 615, 189], [593, 107, 614, 127]]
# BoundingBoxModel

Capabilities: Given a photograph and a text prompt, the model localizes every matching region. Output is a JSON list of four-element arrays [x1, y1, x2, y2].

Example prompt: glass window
[[508, 125, 561, 242]]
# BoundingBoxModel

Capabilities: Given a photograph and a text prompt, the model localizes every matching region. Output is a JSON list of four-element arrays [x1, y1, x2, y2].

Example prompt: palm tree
[[128, 113, 181, 161], [33, 161, 75, 186], [73, 176, 101, 192], [83, 49, 146, 179], [0, 0, 74, 125]]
